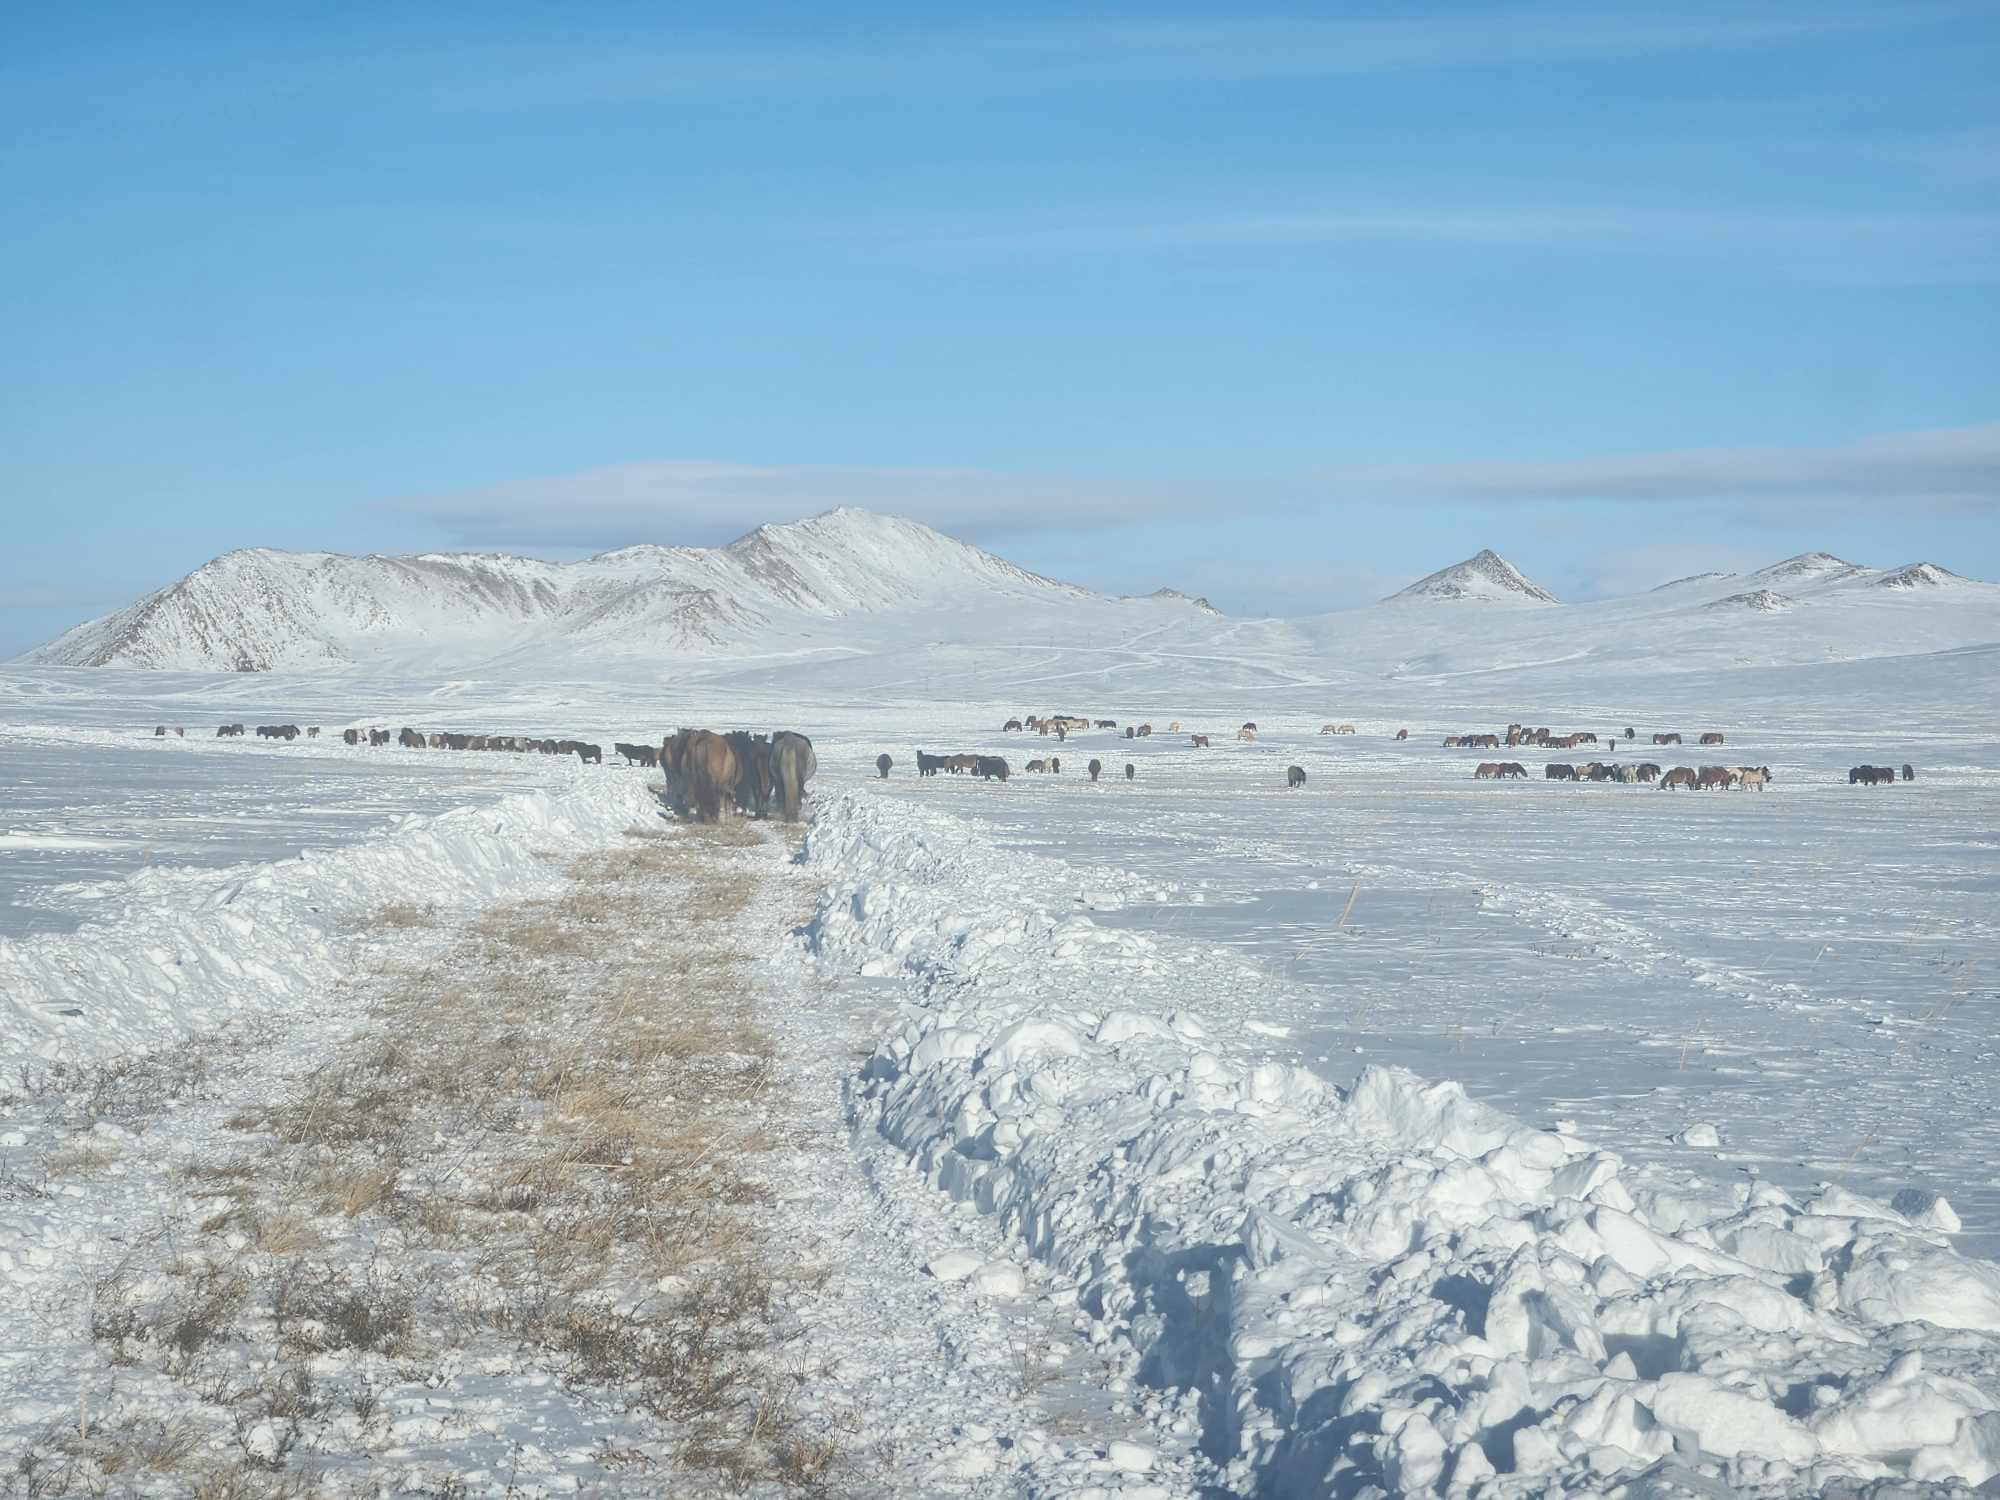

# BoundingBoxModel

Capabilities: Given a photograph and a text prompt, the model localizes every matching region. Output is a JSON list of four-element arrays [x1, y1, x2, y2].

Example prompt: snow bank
[[804, 789, 2000, 1497], [1, 774, 658, 1069]]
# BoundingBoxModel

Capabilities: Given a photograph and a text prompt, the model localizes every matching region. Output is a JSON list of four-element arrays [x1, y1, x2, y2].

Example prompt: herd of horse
[[157, 711, 1929, 821]]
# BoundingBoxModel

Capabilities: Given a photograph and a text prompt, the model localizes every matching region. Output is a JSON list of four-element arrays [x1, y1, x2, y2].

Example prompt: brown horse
[[663, 729, 740, 823], [1660, 767, 1698, 790], [1700, 732, 1725, 746], [1474, 762, 1500, 779], [1190, 735, 1210, 748], [1653, 733, 1682, 746], [1395, 729, 1409, 741]]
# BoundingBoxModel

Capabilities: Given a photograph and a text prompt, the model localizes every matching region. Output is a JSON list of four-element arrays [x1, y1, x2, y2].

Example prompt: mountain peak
[[1876, 561, 1962, 589], [1386, 549, 1559, 605], [1753, 551, 1865, 583]]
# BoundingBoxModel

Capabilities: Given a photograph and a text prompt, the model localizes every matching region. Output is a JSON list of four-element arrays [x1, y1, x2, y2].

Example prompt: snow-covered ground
[[2, 639, 1997, 1494]]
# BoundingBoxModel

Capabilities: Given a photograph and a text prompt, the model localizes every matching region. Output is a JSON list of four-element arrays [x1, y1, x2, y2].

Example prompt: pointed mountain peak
[[1753, 551, 1864, 583], [1386, 549, 1559, 605]]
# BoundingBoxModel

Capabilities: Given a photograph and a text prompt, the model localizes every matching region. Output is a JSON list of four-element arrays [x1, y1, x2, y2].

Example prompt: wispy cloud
[[385, 6, 1990, 105], [930, 206, 2000, 284], [1308, 422, 2000, 508], [378, 423, 1998, 555], [380, 459, 1237, 550]]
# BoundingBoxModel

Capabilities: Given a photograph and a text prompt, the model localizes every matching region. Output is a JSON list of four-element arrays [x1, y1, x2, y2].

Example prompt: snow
[[1386, 548, 1562, 605], [2, 512, 1998, 1493]]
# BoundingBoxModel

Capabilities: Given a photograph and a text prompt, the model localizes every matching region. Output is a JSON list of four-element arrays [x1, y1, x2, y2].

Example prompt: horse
[[1661, 767, 1699, 790], [1088, 759, 1102, 781], [1319, 724, 1339, 735], [662, 729, 739, 823], [1190, 735, 1210, 748], [1049, 757, 1061, 774], [916, 750, 939, 777], [574, 742, 603, 766], [1624, 728, 1636, 740], [1286, 765, 1306, 789], [1849, 765, 1895, 786], [1243, 722, 1258, 731], [771, 732, 816, 821], [1167, 722, 1181, 732], [1902, 763, 1915, 782], [1700, 732, 1725, 746], [1095, 720, 1117, 730], [1337, 724, 1356, 735], [368, 729, 390, 747], [1474, 763, 1500, 780], [1137, 724, 1153, 738], [1025, 759, 1047, 773], [877, 753, 892, 779], [1003, 719, 1023, 732], [1736, 767, 1769, 791], [724, 732, 771, 816], [1395, 729, 1409, 741], [1545, 764, 1574, 780], [1654, 733, 1682, 746], [1636, 763, 1662, 782], [1698, 766, 1734, 790], [975, 755, 1009, 782], [1237, 728, 1257, 742], [1498, 763, 1527, 779], [1125, 763, 1135, 780]]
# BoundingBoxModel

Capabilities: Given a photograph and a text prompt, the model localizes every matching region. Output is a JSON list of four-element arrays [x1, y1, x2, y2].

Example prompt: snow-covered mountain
[[17, 510, 1113, 672], [1384, 549, 1560, 605], [15, 512, 1999, 691]]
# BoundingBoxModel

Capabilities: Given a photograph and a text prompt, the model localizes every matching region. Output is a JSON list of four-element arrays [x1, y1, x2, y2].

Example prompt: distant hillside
[[16, 513, 1998, 688]]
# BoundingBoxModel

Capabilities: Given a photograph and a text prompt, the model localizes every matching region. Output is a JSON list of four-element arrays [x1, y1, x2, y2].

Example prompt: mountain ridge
[[15, 510, 1997, 678]]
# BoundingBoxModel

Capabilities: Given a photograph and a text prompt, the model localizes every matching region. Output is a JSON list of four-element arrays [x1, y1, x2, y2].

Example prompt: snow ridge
[[806, 788, 2000, 1496]]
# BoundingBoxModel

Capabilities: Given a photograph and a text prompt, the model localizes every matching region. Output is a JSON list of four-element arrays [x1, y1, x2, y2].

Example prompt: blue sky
[[3, 2, 1996, 654]]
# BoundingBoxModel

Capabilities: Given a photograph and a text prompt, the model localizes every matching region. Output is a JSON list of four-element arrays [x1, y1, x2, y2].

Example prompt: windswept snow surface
[[806, 789, 2000, 1497], [4, 611, 2000, 1493]]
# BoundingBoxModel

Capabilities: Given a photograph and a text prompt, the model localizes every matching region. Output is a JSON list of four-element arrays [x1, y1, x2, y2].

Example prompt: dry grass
[[43, 819, 835, 1494], [368, 901, 437, 930]]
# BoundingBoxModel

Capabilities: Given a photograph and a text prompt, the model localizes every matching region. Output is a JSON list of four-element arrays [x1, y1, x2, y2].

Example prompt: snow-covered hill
[[1384, 548, 1560, 605], [17, 510, 1108, 673], [16, 513, 1999, 691]]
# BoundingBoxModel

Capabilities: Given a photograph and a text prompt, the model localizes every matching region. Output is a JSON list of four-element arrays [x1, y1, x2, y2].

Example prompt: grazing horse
[[724, 732, 771, 816], [1125, 763, 1135, 780], [1395, 729, 1409, 741], [1636, 763, 1662, 783], [1190, 734, 1210, 748], [1286, 765, 1306, 788], [1003, 719, 1023, 731], [1902, 763, 1915, 782], [877, 753, 892, 778], [1137, 724, 1153, 738], [1698, 766, 1734, 790], [1654, 733, 1682, 746], [1336, 724, 1356, 735], [1498, 763, 1527, 779], [771, 732, 817, 821], [1026, 760, 1047, 773], [1237, 728, 1257, 742], [1474, 762, 1501, 779], [1095, 720, 1117, 729], [1849, 765, 1896, 786], [1660, 767, 1699, 790], [665, 729, 741, 822], [1443, 736, 1463, 748], [1088, 759, 1102, 781], [1545, 763, 1574, 780], [1700, 732, 1725, 746], [1319, 723, 1339, 735], [1736, 767, 1769, 791], [975, 755, 1009, 781], [399, 728, 424, 749]]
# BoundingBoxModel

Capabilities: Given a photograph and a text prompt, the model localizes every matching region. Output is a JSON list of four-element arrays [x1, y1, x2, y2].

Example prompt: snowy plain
[[3, 517, 2000, 1495]]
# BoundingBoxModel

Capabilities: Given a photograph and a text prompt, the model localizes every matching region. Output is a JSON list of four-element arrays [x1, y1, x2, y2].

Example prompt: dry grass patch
[[368, 901, 437, 930]]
